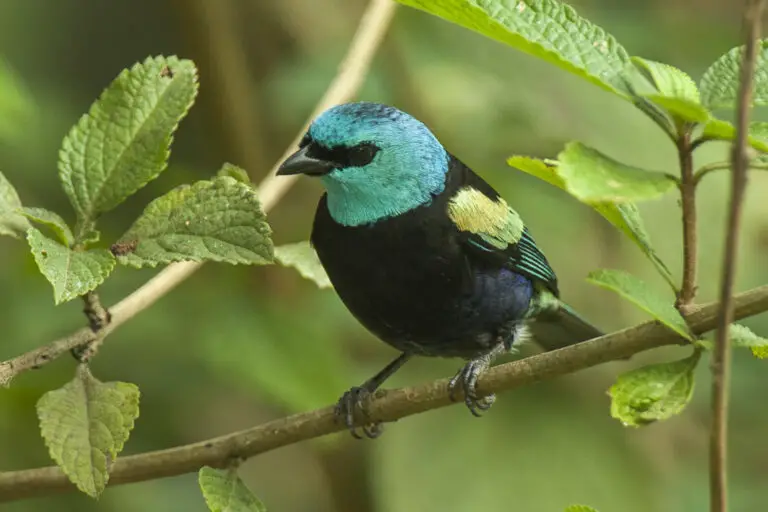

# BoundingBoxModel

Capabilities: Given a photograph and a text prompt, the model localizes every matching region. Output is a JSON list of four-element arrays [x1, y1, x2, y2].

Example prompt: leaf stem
[[710, 1, 764, 511], [690, 136, 715, 151], [0, 0, 398, 387], [677, 130, 698, 314], [1, 285, 768, 502]]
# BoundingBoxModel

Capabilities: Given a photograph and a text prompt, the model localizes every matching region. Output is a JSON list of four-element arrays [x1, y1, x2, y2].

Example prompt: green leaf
[[598, 203, 676, 288], [609, 351, 699, 427], [700, 117, 768, 154], [557, 142, 677, 203], [217, 163, 252, 186], [508, 156, 675, 288], [37, 365, 140, 498], [395, 0, 633, 97], [730, 323, 768, 359], [633, 57, 700, 102], [79, 229, 102, 246], [700, 40, 768, 109], [565, 506, 599, 512], [0, 171, 31, 238], [20, 207, 74, 246], [26, 227, 116, 304], [632, 58, 708, 124], [642, 95, 709, 124], [508, 155, 564, 188], [199, 467, 266, 512], [274, 241, 331, 288], [58, 55, 199, 226], [749, 122, 768, 162], [587, 268, 693, 340], [115, 176, 273, 268]]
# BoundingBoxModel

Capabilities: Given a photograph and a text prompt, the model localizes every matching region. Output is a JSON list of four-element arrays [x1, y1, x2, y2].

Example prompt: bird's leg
[[448, 341, 507, 417], [335, 352, 412, 439]]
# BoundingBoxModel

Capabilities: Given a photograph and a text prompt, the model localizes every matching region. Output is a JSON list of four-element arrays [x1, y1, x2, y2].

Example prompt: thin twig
[[710, 2, 764, 511], [0, 0, 397, 388], [695, 161, 768, 185], [1, 284, 768, 502], [677, 130, 698, 314]]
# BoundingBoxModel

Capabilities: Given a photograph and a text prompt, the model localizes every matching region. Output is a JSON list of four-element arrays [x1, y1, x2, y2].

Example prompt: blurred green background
[[1, 1, 766, 511]]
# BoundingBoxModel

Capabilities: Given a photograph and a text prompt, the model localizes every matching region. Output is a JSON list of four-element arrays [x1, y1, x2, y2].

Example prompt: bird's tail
[[527, 293, 603, 352]]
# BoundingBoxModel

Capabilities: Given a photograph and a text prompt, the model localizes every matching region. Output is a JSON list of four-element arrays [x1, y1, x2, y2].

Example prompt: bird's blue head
[[277, 102, 450, 226]]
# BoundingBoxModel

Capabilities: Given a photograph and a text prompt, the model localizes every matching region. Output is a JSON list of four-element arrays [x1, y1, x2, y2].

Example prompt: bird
[[277, 102, 602, 438]]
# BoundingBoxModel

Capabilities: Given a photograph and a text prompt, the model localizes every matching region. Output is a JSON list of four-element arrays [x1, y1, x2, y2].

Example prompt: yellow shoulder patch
[[447, 187, 524, 248]]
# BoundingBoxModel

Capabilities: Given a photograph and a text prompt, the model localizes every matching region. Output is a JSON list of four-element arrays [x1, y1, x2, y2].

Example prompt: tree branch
[[1, 284, 768, 503], [710, 2, 764, 511], [0, 0, 398, 388]]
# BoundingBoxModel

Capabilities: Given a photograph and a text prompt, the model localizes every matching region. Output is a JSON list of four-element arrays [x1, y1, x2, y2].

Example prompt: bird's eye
[[304, 141, 380, 169], [348, 142, 379, 167], [299, 133, 312, 148]]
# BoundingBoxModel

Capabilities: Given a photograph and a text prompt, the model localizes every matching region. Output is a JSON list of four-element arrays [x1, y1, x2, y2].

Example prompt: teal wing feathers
[[447, 185, 559, 295]]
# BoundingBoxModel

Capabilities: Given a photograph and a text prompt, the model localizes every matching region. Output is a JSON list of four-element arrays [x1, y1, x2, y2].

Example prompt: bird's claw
[[448, 359, 496, 417], [334, 386, 383, 439]]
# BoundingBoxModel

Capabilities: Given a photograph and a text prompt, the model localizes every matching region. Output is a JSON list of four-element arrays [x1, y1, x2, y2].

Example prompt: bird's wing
[[447, 185, 559, 296]]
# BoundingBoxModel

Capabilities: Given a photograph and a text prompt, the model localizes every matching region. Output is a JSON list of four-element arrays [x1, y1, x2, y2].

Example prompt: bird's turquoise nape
[[277, 101, 603, 439]]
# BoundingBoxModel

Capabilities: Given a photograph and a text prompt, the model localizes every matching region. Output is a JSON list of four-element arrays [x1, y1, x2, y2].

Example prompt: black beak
[[277, 146, 335, 177]]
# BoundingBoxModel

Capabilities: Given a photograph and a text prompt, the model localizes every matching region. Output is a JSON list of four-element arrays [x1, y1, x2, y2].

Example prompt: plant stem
[[710, 1, 764, 511], [677, 130, 698, 313]]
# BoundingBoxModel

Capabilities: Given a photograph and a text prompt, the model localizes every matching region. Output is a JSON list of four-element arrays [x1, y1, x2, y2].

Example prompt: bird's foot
[[448, 357, 496, 417], [334, 386, 383, 439]]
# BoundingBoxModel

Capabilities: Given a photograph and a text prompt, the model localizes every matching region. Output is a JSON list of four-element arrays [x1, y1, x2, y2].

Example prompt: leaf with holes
[[20, 207, 74, 246], [396, 0, 634, 97], [37, 365, 140, 497], [116, 176, 273, 268], [59, 55, 198, 227], [274, 241, 331, 288], [508, 156, 675, 288], [199, 467, 266, 512], [700, 40, 768, 109], [587, 269, 693, 340], [557, 142, 677, 203], [0, 171, 31, 238], [27, 227, 116, 304], [609, 351, 699, 427]]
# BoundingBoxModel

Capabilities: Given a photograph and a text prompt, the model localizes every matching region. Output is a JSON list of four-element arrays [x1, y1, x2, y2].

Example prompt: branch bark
[[710, 2, 765, 511], [0, 0, 398, 388], [1, 284, 768, 503]]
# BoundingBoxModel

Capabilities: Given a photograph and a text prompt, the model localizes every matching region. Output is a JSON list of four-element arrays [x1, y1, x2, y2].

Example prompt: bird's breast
[[311, 195, 532, 357]]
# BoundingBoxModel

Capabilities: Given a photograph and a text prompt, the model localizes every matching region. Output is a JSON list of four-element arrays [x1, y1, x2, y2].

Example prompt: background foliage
[[0, 0, 766, 511]]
